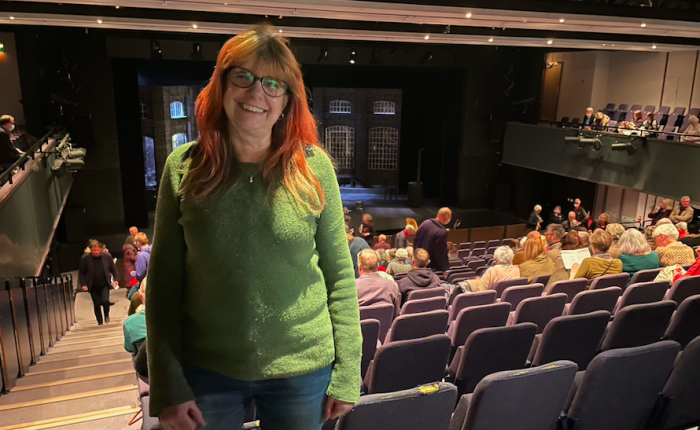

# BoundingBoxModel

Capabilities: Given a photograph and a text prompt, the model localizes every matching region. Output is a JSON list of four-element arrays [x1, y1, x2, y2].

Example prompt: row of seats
[[0, 275, 75, 394]]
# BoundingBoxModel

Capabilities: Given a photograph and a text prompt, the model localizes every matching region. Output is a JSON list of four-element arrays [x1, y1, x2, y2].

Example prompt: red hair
[[181, 24, 325, 213]]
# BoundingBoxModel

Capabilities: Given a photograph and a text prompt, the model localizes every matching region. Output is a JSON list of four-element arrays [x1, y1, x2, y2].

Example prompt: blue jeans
[[184, 364, 332, 430]]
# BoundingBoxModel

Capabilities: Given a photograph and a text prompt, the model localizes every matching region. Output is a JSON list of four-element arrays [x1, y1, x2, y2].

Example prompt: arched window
[[172, 133, 187, 151], [368, 127, 398, 170], [374, 101, 396, 115], [170, 101, 186, 118], [329, 100, 352, 114], [324, 126, 355, 169]]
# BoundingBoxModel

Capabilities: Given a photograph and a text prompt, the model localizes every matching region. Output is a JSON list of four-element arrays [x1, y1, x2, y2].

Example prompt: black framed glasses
[[227, 67, 290, 98]]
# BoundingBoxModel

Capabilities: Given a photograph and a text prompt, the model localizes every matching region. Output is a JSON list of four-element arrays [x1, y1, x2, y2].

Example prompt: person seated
[[582, 107, 595, 128], [577, 229, 591, 249], [648, 199, 673, 226], [546, 231, 584, 290], [605, 223, 626, 258], [591, 213, 610, 231], [394, 224, 415, 249], [348, 224, 370, 278], [617, 228, 660, 276], [680, 222, 700, 248], [406, 246, 414, 265], [446, 241, 459, 261], [509, 238, 521, 254], [653, 223, 696, 266], [562, 211, 579, 230], [592, 111, 610, 130], [355, 249, 400, 315], [527, 205, 543, 231], [669, 196, 694, 224], [681, 115, 700, 143], [547, 206, 564, 225], [513, 231, 541, 265], [677, 222, 689, 239], [373, 234, 391, 251], [374, 249, 389, 270], [387, 248, 412, 277], [134, 338, 149, 381], [518, 238, 555, 282], [123, 277, 147, 355], [460, 246, 520, 293], [397, 248, 442, 304], [570, 230, 623, 287], [619, 110, 644, 133], [642, 112, 657, 131]]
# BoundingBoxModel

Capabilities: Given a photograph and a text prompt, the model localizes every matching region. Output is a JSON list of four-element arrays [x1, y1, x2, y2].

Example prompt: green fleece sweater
[[146, 143, 361, 416]]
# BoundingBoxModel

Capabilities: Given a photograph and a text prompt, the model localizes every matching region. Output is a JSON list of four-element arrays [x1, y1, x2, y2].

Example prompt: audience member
[[669, 196, 694, 223], [617, 228, 660, 276], [518, 237, 555, 282], [547, 231, 585, 289], [513, 231, 541, 265], [359, 214, 375, 245], [642, 112, 657, 130], [527, 205, 543, 231], [653, 223, 696, 266], [592, 111, 610, 130], [681, 115, 700, 143], [545, 224, 568, 286], [388, 248, 397, 262], [348, 227, 371, 278], [133, 233, 152, 282], [582, 107, 595, 127], [680, 222, 700, 247], [677, 222, 689, 239], [355, 249, 400, 315], [374, 249, 389, 269], [461, 246, 520, 293], [605, 223, 625, 258], [570, 231, 623, 287], [123, 276, 147, 355], [122, 236, 139, 288], [630, 110, 644, 128], [406, 246, 414, 265], [447, 241, 459, 261], [414, 207, 452, 271], [591, 213, 609, 231], [79, 240, 120, 325], [129, 226, 139, 238], [396, 248, 442, 304], [387, 248, 412, 277], [0, 115, 21, 169], [562, 211, 579, 230], [573, 198, 589, 223], [508, 238, 521, 254], [373, 234, 391, 250], [577, 230, 591, 249], [547, 206, 563, 225], [394, 225, 415, 249], [648, 199, 673, 226]]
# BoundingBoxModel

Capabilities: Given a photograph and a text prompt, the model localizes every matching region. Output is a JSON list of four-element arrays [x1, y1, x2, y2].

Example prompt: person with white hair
[[670, 196, 694, 224], [648, 199, 673, 226], [582, 107, 595, 127], [681, 115, 700, 143], [617, 229, 660, 276], [676, 222, 689, 239], [605, 223, 626, 258], [653, 223, 696, 266], [562, 211, 579, 230], [355, 249, 400, 314], [373, 234, 391, 251], [394, 224, 415, 249], [527, 205, 543, 231], [461, 246, 520, 293], [386, 248, 412, 277]]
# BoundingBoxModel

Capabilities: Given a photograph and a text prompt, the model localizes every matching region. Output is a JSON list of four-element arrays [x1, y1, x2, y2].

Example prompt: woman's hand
[[159, 401, 206, 430], [323, 396, 355, 421]]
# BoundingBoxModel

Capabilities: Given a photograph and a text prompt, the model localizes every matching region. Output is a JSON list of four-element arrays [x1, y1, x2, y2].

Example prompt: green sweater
[[146, 143, 361, 416]]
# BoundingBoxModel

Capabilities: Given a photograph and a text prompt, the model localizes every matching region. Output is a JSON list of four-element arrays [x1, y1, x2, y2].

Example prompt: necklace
[[240, 164, 261, 183]]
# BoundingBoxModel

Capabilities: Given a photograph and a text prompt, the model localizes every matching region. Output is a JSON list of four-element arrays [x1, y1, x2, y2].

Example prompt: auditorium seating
[[565, 287, 621, 315], [600, 301, 676, 351], [613, 280, 669, 314], [448, 303, 511, 355], [662, 294, 700, 349], [386, 310, 449, 343], [400, 297, 447, 315], [664, 275, 700, 304], [507, 293, 567, 333], [361, 319, 380, 379], [493, 277, 529, 298], [500, 283, 544, 310], [629, 268, 663, 285], [548, 279, 587, 302], [406, 287, 446, 302], [447, 291, 497, 324], [589, 273, 630, 292], [360, 303, 395, 345]]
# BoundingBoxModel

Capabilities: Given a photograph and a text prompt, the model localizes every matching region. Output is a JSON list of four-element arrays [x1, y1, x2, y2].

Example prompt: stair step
[[52, 413, 135, 430], [42, 344, 124, 360], [49, 339, 123, 353], [55, 335, 123, 347], [35, 351, 131, 370], [18, 361, 134, 386], [61, 330, 124, 341], [0, 374, 136, 405], [0, 404, 139, 430], [64, 325, 124, 336], [0, 388, 138, 427]]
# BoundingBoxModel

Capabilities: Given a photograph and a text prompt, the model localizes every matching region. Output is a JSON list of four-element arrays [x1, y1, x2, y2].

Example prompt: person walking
[[414, 207, 452, 272], [79, 240, 119, 325]]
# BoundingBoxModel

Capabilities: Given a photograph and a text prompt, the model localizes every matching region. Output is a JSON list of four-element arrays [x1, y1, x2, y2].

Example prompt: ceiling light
[[465, 12, 472, 18], [641, 23, 647, 27], [349, 48, 356, 64], [9, 16, 14, 20], [97, 19, 102, 24], [652, 44, 657, 49], [547, 39, 553, 45], [612, 44, 615, 46], [559, 18, 565, 23], [424, 35, 430, 40], [115, 5, 120, 8], [279, 15, 283, 19], [279, 29, 283, 33], [318, 47, 328, 63], [192, 24, 198, 29], [488, 38, 494, 43], [602, 43, 606, 46], [349, 60, 355, 64]]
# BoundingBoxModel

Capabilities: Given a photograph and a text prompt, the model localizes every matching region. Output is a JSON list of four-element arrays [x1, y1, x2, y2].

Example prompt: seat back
[[451, 303, 511, 347], [630, 104, 642, 111], [455, 323, 537, 396], [672, 106, 686, 115], [471, 248, 486, 257], [665, 275, 700, 305], [360, 303, 395, 346], [604, 103, 616, 111], [459, 242, 471, 250], [337, 382, 457, 430], [449, 290, 497, 323], [493, 277, 529, 299], [643, 105, 655, 113], [615, 281, 669, 313], [360, 319, 380, 379], [473, 241, 486, 250], [502, 238, 514, 245], [601, 301, 677, 351], [568, 287, 621, 315], [457, 249, 470, 260], [663, 294, 700, 349], [653, 336, 700, 430], [628, 268, 662, 285], [501, 284, 545, 310], [406, 287, 446, 303], [449, 272, 475, 284], [367, 334, 451, 394], [486, 240, 500, 248], [467, 260, 486, 272], [389, 310, 449, 343], [618, 103, 629, 111], [486, 246, 499, 255], [566, 341, 680, 430], [400, 297, 447, 316], [455, 361, 578, 430], [531, 311, 610, 370], [511, 293, 567, 334], [547, 279, 587, 303], [658, 106, 670, 114], [532, 274, 551, 286], [590, 273, 630, 292]]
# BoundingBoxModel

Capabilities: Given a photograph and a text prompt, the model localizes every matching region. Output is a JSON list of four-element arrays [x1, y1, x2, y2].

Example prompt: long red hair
[[180, 24, 325, 214]]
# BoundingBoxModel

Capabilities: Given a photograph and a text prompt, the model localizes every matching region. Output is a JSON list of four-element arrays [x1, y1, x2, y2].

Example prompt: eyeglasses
[[227, 67, 290, 98]]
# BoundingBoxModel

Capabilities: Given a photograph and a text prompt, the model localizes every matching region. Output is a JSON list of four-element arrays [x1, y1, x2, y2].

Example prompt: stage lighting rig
[[564, 135, 602, 151], [51, 134, 86, 174], [611, 141, 637, 156]]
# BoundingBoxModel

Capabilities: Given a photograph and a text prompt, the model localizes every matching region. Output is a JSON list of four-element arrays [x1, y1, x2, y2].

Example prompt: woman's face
[[222, 60, 289, 138], [661, 201, 667, 210]]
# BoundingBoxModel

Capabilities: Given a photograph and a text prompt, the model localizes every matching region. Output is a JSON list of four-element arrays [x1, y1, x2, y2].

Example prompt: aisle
[[0, 282, 140, 430]]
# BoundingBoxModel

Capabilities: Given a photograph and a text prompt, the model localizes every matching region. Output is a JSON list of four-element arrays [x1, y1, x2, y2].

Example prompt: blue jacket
[[135, 245, 152, 282]]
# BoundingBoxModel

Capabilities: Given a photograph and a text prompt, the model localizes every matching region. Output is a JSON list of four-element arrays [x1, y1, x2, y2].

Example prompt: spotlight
[[318, 47, 328, 63], [547, 39, 554, 45], [9, 16, 15, 20], [419, 51, 433, 65], [150, 39, 163, 60], [488, 38, 494, 43], [559, 18, 565, 23], [424, 35, 430, 40], [190, 42, 203, 60], [97, 19, 103, 24], [641, 23, 647, 27], [612, 142, 637, 155], [465, 12, 472, 18], [565, 136, 602, 151], [652, 44, 657, 49], [192, 24, 198, 29], [348, 48, 356, 64]]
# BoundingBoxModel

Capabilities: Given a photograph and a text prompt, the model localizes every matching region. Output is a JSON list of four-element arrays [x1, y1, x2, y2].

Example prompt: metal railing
[[0, 127, 61, 186]]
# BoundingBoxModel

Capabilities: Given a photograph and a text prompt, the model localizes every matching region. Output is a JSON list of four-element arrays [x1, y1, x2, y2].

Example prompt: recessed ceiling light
[[279, 29, 283, 33], [652, 44, 657, 49], [115, 5, 120, 8], [465, 12, 472, 18], [9, 16, 15, 20], [97, 19, 103, 24], [612, 44, 615, 46], [192, 24, 198, 29], [488, 38, 494, 42], [559, 18, 565, 23], [424, 35, 430, 40], [547, 39, 553, 45], [602, 43, 606, 46], [641, 23, 647, 28], [349, 59, 355, 64]]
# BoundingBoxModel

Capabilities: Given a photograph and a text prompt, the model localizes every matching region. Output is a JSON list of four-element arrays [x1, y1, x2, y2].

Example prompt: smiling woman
[[146, 24, 361, 430]]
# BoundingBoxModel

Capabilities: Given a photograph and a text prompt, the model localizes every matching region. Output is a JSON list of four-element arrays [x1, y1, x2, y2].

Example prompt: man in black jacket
[[574, 198, 590, 224], [79, 240, 120, 325], [0, 115, 21, 169], [414, 207, 452, 272]]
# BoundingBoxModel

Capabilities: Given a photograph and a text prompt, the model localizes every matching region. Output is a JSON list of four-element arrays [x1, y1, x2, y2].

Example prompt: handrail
[[0, 127, 60, 186]]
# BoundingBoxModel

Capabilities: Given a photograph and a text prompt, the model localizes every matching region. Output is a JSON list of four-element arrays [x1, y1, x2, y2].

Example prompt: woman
[[605, 223, 626, 258], [570, 231, 623, 287], [359, 214, 375, 245], [591, 213, 609, 231], [375, 248, 390, 269], [592, 111, 610, 130], [518, 238, 555, 282], [642, 112, 657, 131], [447, 241, 459, 261], [122, 236, 139, 288], [461, 246, 520, 293], [648, 199, 673, 226], [527, 205, 543, 231], [546, 231, 585, 289], [387, 248, 412, 277], [146, 26, 360, 430], [676, 221, 689, 239], [547, 206, 564, 225], [617, 228, 660, 276]]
